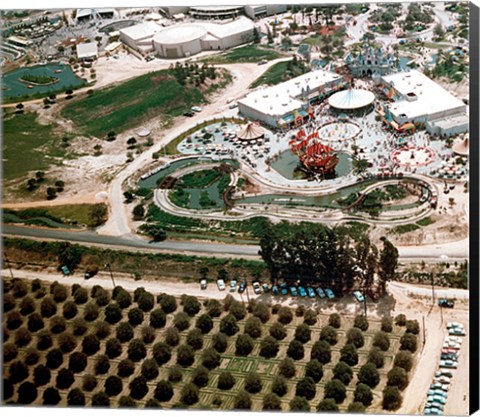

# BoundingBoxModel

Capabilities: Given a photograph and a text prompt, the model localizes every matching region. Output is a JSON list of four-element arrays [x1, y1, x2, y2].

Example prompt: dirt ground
[[2, 267, 469, 415]]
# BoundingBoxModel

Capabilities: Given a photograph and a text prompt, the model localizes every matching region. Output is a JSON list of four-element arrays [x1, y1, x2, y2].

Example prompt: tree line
[[259, 222, 398, 294]]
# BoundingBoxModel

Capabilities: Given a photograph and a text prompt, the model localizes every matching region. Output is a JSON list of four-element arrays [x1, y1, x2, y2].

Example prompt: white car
[[217, 279, 226, 291], [200, 279, 207, 290], [434, 376, 451, 384], [252, 281, 262, 295], [447, 322, 463, 329], [445, 336, 462, 343], [191, 106, 202, 112]]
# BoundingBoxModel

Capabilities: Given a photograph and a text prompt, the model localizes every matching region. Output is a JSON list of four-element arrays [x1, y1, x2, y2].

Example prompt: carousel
[[236, 122, 265, 142], [328, 87, 375, 113], [289, 130, 339, 175]]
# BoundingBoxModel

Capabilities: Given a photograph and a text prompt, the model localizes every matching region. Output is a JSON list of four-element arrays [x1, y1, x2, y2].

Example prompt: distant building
[[159, 6, 190, 18], [153, 17, 256, 58], [238, 70, 345, 128], [244, 5, 287, 20], [379, 70, 468, 136], [189, 6, 244, 20], [346, 42, 399, 77], [75, 8, 115, 24], [76, 42, 98, 61]]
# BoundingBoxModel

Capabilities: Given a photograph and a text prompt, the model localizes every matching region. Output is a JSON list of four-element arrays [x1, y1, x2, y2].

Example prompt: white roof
[[328, 89, 375, 110], [154, 25, 207, 45], [76, 42, 98, 58], [382, 70, 466, 120], [105, 41, 121, 52], [120, 21, 162, 41], [239, 69, 342, 117], [203, 17, 255, 38]]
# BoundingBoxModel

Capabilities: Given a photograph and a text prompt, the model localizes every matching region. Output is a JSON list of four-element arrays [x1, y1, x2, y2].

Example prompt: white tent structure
[[236, 123, 265, 141], [328, 89, 375, 110], [452, 135, 469, 156]]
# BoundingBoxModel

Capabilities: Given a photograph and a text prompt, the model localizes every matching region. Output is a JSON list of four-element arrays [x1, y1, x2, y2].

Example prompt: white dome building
[[153, 25, 207, 58]]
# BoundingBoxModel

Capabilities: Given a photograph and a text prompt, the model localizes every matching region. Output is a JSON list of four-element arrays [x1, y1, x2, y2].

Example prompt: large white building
[[121, 17, 256, 58], [119, 21, 164, 54], [380, 70, 468, 136], [244, 5, 287, 19], [238, 70, 345, 128]]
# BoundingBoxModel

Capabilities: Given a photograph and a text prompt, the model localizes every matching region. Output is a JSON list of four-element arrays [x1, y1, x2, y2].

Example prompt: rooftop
[[382, 70, 466, 120], [154, 24, 207, 44], [76, 42, 98, 58], [119, 21, 163, 41], [239, 69, 343, 117]]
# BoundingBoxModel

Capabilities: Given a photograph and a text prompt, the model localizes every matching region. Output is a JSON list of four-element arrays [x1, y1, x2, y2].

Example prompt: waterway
[[2, 63, 85, 99]]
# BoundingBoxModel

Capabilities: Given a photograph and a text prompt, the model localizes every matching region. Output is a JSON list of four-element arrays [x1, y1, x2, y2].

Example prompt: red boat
[[27, 85, 33, 89], [289, 130, 339, 175]]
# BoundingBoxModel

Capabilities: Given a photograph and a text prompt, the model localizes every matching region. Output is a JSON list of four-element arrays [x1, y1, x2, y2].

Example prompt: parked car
[[430, 383, 443, 390], [449, 328, 466, 336], [435, 370, 453, 378], [433, 390, 448, 398], [430, 395, 447, 405], [325, 288, 335, 299], [191, 106, 202, 112], [290, 286, 298, 297], [426, 401, 445, 410], [238, 281, 246, 294], [280, 283, 288, 295], [200, 279, 207, 290], [298, 286, 307, 297], [445, 336, 462, 343], [263, 283, 270, 293], [443, 341, 461, 350], [316, 287, 326, 298], [306, 287, 315, 298], [424, 408, 443, 416], [258, 59, 268, 65], [252, 281, 262, 295], [61, 265, 71, 276], [447, 322, 463, 329], [217, 279, 226, 291], [353, 291, 365, 303], [439, 360, 457, 369], [183, 111, 194, 117], [438, 298, 454, 308], [434, 376, 451, 384], [230, 280, 237, 292], [272, 285, 279, 295], [441, 353, 458, 361]]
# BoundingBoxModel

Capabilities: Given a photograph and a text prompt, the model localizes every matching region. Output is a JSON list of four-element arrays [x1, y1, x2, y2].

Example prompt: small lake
[[2, 63, 86, 99], [270, 149, 352, 180]]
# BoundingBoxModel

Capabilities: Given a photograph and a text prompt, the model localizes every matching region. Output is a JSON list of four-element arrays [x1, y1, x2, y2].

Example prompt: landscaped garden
[[3, 277, 420, 411], [250, 57, 309, 88], [201, 45, 282, 64]]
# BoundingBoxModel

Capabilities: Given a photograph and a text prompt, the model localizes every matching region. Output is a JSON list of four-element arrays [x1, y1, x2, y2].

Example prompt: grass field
[[2, 112, 68, 181], [202, 45, 282, 64], [249, 60, 309, 88], [2, 278, 419, 411], [61, 71, 206, 138]]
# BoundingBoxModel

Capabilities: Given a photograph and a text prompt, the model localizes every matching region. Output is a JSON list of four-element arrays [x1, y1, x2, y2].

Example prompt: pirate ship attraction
[[289, 130, 339, 176]]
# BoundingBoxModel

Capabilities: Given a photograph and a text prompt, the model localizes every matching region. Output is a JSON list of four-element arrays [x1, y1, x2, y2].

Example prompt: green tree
[[220, 314, 239, 336], [317, 398, 339, 411], [58, 243, 81, 271], [278, 357, 296, 378], [272, 375, 288, 397], [340, 343, 358, 366], [290, 396, 310, 411], [354, 383, 373, 407], [387, 367, 409, 390], [295, 377, 316, 400], [287, 339, 305, 360], [310, 340, 332, 364], [368, 347, 385, 368], [87, 204, 108, 228], [218, 371, 236, 390], [263, 393, 281, 410], [244, 372, 262, 394], [373, 331, 390, 351], [379, 237, 399, 293], [347, 327, 365, 348], [400, 333, 418, 353], [358, 362, 380, 388], [154, 380, 173, 402], [324, 379, 347, 403], [305, 359, 324, 383], [382, 386, 403, 410], [259, 335, 279, 358], [132, 204, 145, 220], [394, 351, 413, 372], [244, 316, 262, 338], [234, 389, 251, 409]]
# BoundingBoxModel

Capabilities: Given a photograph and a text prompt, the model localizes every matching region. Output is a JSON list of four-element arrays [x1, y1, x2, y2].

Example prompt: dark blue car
[[290, 286, 298, 296], [298, 286, 307, 297], [272, 285, 279, 295], [280, 283, 288, 295]]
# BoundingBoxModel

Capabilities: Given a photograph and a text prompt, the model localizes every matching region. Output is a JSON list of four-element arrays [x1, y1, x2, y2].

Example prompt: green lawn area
[[61, 70, 205, 138], [3, 204, 108, 228], [250, 60, 309, 88], [202, 45, 282, 64], [2, 111, 68, 181]]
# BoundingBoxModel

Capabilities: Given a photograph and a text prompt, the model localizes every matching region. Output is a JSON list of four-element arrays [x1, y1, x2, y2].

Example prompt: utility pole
[[3, 254, 14, 280], [105, 263, 116, 288], [422, 315, 426, 346], [430, 272, 435, 305]]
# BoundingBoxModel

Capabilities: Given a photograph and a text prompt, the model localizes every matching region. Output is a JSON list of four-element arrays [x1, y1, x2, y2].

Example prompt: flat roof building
[[380, 70, 468, 136], [119, 21, 163, 54], [189, 6, 244, 20], [238, 69, 345, 128], [244, 5, 287, 20], [76, 42, 98, 61]]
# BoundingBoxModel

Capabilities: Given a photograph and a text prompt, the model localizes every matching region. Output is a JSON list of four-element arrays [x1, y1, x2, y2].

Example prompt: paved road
[[2, 224, 468, 261]]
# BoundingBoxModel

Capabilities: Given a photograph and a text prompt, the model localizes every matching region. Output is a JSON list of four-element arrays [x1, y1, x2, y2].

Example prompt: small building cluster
[[160, 5, 287, 20], [120, 16, 256, 58]]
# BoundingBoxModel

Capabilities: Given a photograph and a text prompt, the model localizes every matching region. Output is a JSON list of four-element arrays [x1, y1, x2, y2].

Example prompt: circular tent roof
[[237, 123, 265, 141], [136, 128, 150, 137], [328, 89, 375, 110], [452, 137, 469, 156], [153, 25, 207, 45]]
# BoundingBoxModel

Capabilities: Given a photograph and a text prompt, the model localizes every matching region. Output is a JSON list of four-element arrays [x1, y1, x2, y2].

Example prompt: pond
[[2, 63, 86, 99], [270, 149, 352, 180]]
